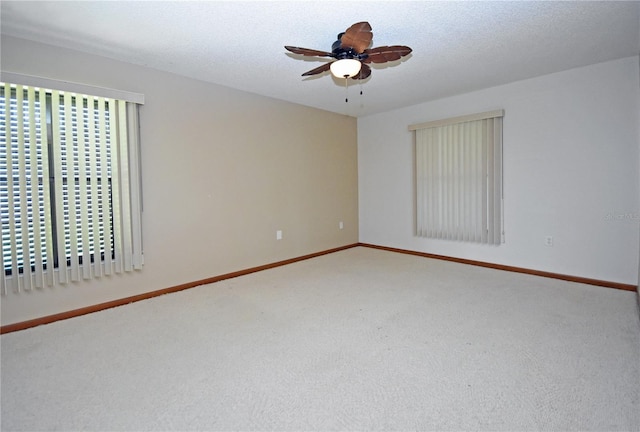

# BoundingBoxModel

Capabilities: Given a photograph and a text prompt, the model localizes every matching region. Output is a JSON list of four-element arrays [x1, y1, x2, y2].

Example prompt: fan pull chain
[[344, 77, 349, 103]]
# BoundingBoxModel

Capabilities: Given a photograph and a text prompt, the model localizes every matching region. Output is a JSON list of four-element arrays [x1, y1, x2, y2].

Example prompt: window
[[410, 110, 504, 245], [0, 76, 143, 294]]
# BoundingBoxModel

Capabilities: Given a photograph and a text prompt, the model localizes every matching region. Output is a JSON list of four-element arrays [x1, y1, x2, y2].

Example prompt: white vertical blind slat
[[26, 86, 43, 289], [64, 92, 81, 282], [77, 95, 91, 279], [440, 127, 446, 239], [490, 119, 499, 243], [116, 101, 133, 273], [448, 124, 454, 240], [428, 129, 435, 237], [108, 98, 123, 274], [98, 97, 113, 275], [0, 83, 8, 294], [5, 89, 20, 292], [25, 86, 39, 288], [443, 126, 449, 239], [38, 87, 55, 288], [11, 87, 26, 291], [87, 96, 102, 279], [415, 131, 424, 237], [425, 130, 431, 238], [464, 122, 473, 241], [443, 126, 448, 239], [19, 87, 35, 290], [431, 130, 445, 238], [481, 120, 489, 244], [456, 125, 463, 241], [423, 129, 430, 237], [493, 117, 504, 243], [428, 129, 435, 238], [476, 121, 483, 243], [126, 103, 143, 270], [51, 90, 68, 284], [421, 129, 428, 237]]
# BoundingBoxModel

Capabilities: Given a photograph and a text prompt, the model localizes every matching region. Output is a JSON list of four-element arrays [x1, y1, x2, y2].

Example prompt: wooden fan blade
[[351, 63, 371, 80], [340, 21, 373, 53], [363, 45, 412, 64], [301, 62, 333, 76], [285, 46, 334, 57]]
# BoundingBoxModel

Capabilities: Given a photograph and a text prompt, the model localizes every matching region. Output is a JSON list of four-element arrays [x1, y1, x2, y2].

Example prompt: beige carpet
[[2, 246, 639, 431]]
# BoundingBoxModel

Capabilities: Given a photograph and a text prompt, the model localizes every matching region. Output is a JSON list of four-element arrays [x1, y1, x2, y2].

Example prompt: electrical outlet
[[544, 236, 553, 247], [276, 230, 283, 240], [339, 221, 344, 230]]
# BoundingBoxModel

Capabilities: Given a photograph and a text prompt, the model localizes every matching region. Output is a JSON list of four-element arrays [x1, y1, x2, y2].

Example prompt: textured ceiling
[[1, 1, 639, 117]]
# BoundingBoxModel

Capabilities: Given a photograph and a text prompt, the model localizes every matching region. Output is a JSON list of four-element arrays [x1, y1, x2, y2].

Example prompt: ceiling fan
[[285, 21, 412, 81]]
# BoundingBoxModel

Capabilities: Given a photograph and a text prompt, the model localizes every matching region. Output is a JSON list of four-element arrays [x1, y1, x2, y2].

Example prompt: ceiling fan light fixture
[[330, 59, 362, 78], [286, 21, 411, 83]]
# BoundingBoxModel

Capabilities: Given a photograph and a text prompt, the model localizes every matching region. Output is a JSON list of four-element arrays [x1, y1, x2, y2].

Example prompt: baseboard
[[359, 243, 637, 292], [0, 243, 359, 334], [4, 242, 634, 334]]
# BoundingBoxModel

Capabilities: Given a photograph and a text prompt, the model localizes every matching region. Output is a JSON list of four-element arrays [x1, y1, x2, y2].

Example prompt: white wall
[[358, 57, 640, 285]]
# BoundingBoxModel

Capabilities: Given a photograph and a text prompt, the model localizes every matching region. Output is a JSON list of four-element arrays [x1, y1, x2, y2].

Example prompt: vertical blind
[[410, 110, 504, 245], [0, 82, 143, 294]]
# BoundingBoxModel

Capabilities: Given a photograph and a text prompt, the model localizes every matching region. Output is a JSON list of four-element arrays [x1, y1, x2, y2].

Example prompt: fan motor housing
[[331, 38, 368, 61]]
